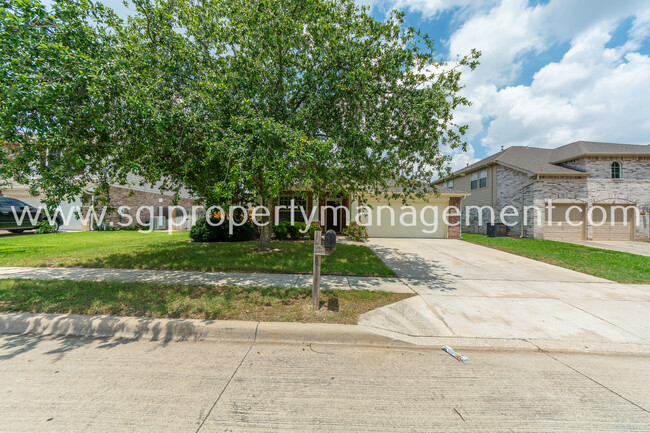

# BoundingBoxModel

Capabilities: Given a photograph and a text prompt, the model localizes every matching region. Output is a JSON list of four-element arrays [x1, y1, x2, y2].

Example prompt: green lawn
[[0, 279, 411, 324], [462, 234, 650, 284], [0, 231, 395, 276]]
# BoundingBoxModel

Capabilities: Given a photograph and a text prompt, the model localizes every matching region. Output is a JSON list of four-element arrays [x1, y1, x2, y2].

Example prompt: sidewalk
[[2, 265, 649, 353], [0, 266, 414, 293]]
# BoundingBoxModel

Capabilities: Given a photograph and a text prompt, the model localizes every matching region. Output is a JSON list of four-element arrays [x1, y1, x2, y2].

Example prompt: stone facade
[[459, 156, 650, 240], [494, 166, 531, 236], [522, 157, 649, 240]]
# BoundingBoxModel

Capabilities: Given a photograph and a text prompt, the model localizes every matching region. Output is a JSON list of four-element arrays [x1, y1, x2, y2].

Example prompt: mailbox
[[324, 230, 337, 249]]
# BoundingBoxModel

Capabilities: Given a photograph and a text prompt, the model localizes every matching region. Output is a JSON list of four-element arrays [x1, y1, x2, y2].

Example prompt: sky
[[363, 0, 650, 169], [72, 0, 650, 170]]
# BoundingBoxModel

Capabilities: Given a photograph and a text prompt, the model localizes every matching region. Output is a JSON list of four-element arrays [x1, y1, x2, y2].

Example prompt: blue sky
[[70, 0, 650, 170], [363, 0, 650, 169]]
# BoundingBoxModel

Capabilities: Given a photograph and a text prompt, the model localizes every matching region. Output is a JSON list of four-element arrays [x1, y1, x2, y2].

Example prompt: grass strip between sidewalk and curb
[[0, 231, 395, 276], [0, 279, 412, 325], [462, 234, 650, 284]]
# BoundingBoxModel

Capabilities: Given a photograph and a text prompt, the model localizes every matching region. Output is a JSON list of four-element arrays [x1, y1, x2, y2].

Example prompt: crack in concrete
[[195, 322, 260, 433]]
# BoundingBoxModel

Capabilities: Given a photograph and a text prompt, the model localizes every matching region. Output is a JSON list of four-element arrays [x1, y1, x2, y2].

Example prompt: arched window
[[611, 161, 622, 179]]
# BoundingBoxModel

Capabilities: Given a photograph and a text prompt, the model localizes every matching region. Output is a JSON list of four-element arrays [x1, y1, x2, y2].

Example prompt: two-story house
[[437, 141, 650, 241]]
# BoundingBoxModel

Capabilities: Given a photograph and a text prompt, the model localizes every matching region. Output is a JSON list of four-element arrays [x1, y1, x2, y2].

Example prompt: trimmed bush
[[342, 222, 368, 241], [272, 221, 291, 240], [190, 217, 257, 242], [273, 220, 303, 240], [229, 219, 258, 242], [307, 223, 322, 240], [272, 221, 318, 240]]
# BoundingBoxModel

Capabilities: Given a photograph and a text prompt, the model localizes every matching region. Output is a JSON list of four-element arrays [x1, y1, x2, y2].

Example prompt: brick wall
[[581, 156, 650, 179], [529, 171, 650, 240], [495, 165, 533, 236], [448, 197, 461, 238], [81, 186, 198, 230]]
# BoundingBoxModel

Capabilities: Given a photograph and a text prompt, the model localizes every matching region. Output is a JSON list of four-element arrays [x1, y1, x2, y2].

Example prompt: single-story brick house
[[437, 141, 650, 241], [271, 186, 469, 239]]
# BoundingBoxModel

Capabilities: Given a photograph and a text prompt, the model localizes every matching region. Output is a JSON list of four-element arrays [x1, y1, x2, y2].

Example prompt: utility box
[[487, 223, 508, 237]]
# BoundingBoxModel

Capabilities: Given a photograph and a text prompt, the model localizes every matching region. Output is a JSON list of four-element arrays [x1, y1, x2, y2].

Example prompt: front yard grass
[[462, 234, 650, 284], [0, 231, 395, 276], [0, 279, 411, 324]]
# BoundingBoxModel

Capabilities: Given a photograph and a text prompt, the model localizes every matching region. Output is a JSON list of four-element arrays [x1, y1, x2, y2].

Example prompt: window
[[446, 179, 454, 188], [278, 195, 307, 222], [470, 169, 487, 190], [611, 161, 622, 179], [479, 169, 487, 188], [0, 197, 28, 207]]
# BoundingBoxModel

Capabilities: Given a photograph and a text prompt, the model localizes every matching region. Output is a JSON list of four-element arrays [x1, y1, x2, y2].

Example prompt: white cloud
[[438, 0, 650, 161], [475, 25, 650, 153]]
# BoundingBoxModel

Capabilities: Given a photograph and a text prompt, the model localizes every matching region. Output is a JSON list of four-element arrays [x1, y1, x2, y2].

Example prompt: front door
[[325, 200, 342, 232]]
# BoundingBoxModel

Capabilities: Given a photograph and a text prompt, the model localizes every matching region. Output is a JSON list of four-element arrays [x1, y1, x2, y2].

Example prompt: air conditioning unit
[[150, 216, 167, 230]]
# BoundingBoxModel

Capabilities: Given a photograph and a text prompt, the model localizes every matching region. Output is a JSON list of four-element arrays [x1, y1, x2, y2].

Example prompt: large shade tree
[[0, 0, 122, 208], [1, 0, 479, 250]]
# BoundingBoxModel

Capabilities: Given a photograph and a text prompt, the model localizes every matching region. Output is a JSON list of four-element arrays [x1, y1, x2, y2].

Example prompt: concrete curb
[[1, 312, 648, 355], [0, 312, 407, 347]]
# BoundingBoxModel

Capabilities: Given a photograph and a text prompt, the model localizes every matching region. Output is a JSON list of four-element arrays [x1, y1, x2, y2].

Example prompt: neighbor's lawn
[[0, 279, 411, 324], [0, 231, 395, 276], [462, 234, 650, 284]]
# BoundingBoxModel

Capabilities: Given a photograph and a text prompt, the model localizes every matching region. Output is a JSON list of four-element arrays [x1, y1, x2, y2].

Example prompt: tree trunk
[[259, 223, 272, 251], [258, 196, 272, 251]]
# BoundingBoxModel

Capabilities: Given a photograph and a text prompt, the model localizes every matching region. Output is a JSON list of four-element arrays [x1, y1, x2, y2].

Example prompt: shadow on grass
[[71, 241, 393, 276]]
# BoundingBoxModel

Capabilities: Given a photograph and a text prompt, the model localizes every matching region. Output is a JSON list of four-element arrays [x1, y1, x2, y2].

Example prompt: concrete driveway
[[568, 240, 650, 257], [361, 239, 650, 348]]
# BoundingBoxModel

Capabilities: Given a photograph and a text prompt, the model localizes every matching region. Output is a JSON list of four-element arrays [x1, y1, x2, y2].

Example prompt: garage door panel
[[591, 205, 634, 241], [363, 200, 447, 238], [544, 204, 585, 241], [545, 225, 584, 241]]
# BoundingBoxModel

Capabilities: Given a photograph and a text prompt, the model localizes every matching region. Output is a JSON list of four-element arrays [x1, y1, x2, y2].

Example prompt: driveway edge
[[1, 312, 648, 354]]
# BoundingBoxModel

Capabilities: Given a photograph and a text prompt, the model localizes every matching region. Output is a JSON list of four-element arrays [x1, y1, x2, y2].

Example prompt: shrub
[[190, 217, 257, 242], [307, 223, 322, 240], [229, 219, 258, 242], [273, 221, 316, 240], [272, 221, 292, 240], [293, 222, 307, 239], [35, 220, 59, 235], [342, 222, 368, 242]]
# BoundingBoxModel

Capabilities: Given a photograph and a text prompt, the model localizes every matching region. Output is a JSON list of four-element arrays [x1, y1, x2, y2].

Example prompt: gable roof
[[444, 141, 650, 179]]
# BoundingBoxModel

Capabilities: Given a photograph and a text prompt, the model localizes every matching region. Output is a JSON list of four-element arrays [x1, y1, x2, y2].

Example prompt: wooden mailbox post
[[312, 230, 337, 309]]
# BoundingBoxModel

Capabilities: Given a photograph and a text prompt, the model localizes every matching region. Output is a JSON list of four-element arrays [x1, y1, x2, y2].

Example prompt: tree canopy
[[1, 0, 479, 249]]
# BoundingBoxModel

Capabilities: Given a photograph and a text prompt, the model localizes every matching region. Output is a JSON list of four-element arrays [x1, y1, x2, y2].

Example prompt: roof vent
[[501, 146, 504, 151]]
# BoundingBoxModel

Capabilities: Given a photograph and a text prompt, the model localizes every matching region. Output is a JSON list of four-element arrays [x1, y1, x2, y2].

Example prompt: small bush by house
[[342, 222, 368, 242], [190, 217, 258, 242]]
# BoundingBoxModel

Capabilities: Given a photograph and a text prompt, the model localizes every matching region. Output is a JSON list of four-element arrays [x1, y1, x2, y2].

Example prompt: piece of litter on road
[[442, 345, 469, 363]]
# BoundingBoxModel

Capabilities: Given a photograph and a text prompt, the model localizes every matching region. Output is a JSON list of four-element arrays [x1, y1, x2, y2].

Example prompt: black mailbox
[[324, 230, 337, 249]]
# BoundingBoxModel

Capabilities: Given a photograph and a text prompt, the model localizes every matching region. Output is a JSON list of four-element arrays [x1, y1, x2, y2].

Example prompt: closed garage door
[[591, 205, 635, 241], [362, 199, 448, 238], [544, 203, 585, 241]]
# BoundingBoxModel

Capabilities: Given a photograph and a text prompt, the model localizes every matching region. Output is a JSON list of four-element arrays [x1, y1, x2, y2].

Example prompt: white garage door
[[544, 203, 585, 241], [361, 199, 448, 238], [591, 205, 634, 241]]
